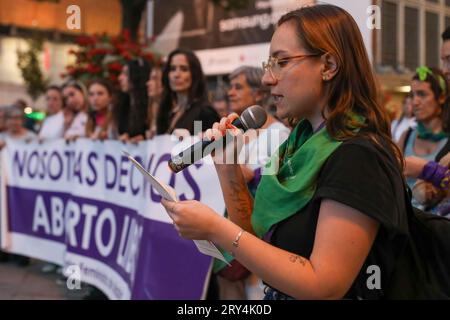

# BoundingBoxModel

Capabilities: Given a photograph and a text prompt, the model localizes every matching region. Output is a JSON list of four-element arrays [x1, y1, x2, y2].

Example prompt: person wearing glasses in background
[[160, 5, 424, 299]]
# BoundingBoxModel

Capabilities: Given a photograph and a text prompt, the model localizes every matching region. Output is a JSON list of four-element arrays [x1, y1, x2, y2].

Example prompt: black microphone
[[168, 105, 267, 173]]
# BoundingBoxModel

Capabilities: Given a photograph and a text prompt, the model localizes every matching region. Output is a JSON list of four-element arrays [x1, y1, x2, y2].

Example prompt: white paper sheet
[[123, 150, 229, 265]]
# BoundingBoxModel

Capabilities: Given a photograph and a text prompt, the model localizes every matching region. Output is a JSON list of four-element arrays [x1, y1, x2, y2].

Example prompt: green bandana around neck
[[416, 122, 447, 142], [251, 119, 342, 238], [213, 116, 364, 273]]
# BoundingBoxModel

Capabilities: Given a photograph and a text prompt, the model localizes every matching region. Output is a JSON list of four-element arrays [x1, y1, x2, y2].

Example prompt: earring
[[323, 75, 328, 81]]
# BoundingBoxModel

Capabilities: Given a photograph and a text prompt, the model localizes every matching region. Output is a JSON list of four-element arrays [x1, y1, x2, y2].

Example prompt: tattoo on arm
[[289, 255, 307, 267], [228, 178, 252, 220]]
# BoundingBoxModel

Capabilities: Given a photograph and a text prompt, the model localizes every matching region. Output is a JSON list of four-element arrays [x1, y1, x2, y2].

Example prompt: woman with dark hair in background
[[156, 48, 219, 135], [397, 67, 449, 191], [86, 79, 115, 140], [116, 58, 150, 143]]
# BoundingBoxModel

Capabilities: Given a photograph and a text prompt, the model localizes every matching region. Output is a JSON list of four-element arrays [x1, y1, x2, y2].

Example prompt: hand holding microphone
[[204, 113, 241, 141], [168, 105, 267, 173]]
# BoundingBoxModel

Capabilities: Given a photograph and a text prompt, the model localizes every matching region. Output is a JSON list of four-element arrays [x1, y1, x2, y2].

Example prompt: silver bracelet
[[231, 229, 244, 257]]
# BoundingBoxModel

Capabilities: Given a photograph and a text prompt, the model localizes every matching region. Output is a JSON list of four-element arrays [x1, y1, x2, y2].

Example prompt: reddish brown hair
[[279, 4, 403, 169]]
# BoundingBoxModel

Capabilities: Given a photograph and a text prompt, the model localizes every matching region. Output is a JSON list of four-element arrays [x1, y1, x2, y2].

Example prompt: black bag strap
[[402, 127, 413, 153]]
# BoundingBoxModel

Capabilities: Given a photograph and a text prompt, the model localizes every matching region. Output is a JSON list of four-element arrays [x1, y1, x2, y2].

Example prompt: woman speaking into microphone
[[162, 4, 417, 300]]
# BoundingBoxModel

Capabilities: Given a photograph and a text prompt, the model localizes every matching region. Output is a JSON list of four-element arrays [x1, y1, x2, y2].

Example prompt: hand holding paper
[[122, 150, 177, 202], [123, 151, 229, 265]]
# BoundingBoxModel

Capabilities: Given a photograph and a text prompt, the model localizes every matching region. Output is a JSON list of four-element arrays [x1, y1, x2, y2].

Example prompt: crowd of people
[[0, 44, 290, 300]]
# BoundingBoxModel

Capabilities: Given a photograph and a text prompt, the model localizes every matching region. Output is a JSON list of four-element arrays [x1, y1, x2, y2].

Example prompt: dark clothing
[[269, 137, 416, 299], [116, 94, 130, 136], [159, 100, 220, 135], [115, 93, 148, 138]]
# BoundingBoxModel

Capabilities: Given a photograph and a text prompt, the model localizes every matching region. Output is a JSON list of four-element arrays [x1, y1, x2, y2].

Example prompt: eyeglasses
[[262, 54, 320, 79]]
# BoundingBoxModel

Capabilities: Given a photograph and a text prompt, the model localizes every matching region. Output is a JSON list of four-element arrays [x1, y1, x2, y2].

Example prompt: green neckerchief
[[213, 117, 364, 273], [251, 119, 342, 238], [416, 122, 447, 142]]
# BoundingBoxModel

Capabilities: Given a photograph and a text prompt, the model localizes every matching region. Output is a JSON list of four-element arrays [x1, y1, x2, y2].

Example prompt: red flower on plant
[[121, 51, 132, 60], [64, 30, 159, 87], [86, 64, 102, 74], [87, 48, 112, 59], [142, 53, 154, 62], [107, 62, 123, 72]]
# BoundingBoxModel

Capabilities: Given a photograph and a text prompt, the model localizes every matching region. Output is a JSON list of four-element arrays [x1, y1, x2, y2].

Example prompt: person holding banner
[[161, 4, 419, 300], [39, 85, 65, 140], [86, 79, 115, 140], [0, 106, 36, 266], [0, 106, 36, 148], [116, 58, 150, 143], [62, 80, 89, 140]]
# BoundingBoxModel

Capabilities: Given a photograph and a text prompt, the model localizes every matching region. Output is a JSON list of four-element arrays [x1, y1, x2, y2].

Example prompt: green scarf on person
[[416, 122, 447, 142], [213, 119, 345, 273], [252, 119, 343, 238]]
